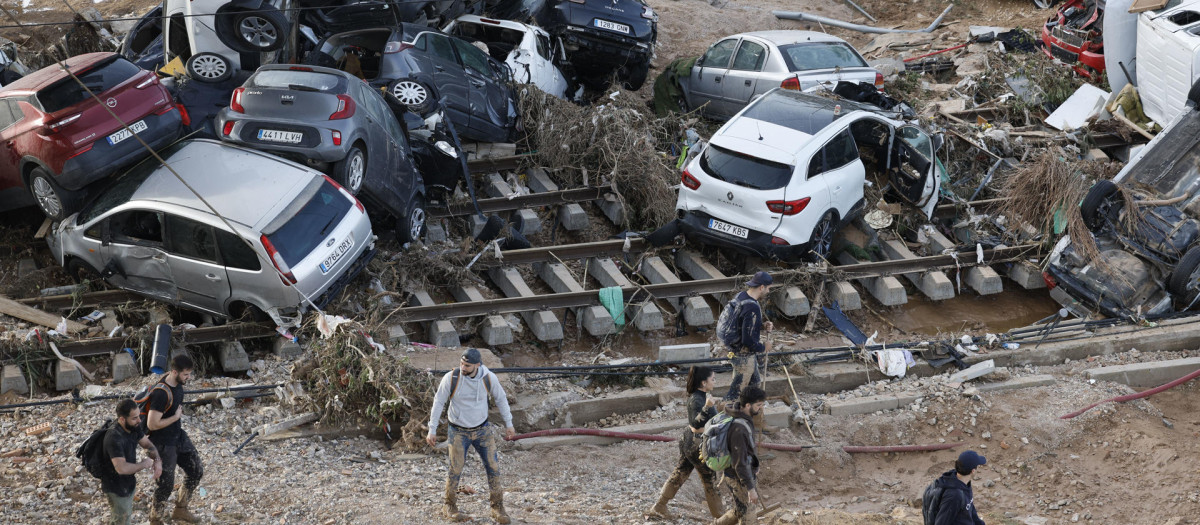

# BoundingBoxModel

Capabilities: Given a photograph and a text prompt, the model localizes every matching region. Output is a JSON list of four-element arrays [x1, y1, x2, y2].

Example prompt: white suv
[[675, 88, 942, 261]]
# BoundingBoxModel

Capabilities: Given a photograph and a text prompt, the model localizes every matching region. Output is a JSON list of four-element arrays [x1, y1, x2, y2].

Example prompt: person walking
[[427, 348, 517, 524], [645, 366, 724, 520], [103, 399, 161, 525], [720, 271, 773, 427], [925, 450, 988, 525], [145, 354, 204, 525], [713, 386, 766, 525]]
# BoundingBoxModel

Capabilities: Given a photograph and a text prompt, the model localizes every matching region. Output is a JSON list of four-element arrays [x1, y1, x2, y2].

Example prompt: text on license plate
[[594, 19, 630, 33], [319, 234, 354, 274], [107, 120, 148, 145], [708, 219, 748, 238], [258, 129, 304, 144]]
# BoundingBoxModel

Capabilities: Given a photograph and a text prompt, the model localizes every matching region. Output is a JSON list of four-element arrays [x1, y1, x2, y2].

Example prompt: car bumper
[[57, 108, 183, 190], [561, 25, 653, 64], [220, 116, 346, 163], [312, 243, 377, 309], [678, 210, 809, 261]]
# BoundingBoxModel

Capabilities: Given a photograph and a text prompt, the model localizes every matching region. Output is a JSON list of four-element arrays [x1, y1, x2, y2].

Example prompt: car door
[[98, 209, 178, 304], [688, 38, 738, 117], [162, 213, 230, 315], [416, 32, 471, 129], [889, 125, 942, 218], [354, 81, 392, 194], [450, 36, 512, 142], [723, 39, 768, 113], [804, 129, 863, 224]]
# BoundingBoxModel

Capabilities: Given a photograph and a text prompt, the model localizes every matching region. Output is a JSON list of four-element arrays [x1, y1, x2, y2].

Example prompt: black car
[[534, 0, 657, 90], [396, 0, 487, 27]]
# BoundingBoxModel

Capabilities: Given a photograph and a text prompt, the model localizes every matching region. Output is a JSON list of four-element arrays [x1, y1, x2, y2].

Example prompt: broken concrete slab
[[55, 360, 82, 391], [948, 359, 995, 383], [825, 391, 921, 416], [976, 374, 1056, 393], [111, 352, 138, 383], [218, 342, 251, 373], [881, 240, 954, 300], [2, 364, 29, 395], [658, 343, 710, 363], [1084, 357, 1200, 388]]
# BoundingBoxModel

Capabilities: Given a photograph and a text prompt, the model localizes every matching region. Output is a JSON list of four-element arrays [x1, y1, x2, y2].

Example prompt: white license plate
[[106, 120, 148, 145], [709, 219, 748, 238], [319, 234, 354, 274], [257, 129, 304, 144], [594, 19, 630, 34]]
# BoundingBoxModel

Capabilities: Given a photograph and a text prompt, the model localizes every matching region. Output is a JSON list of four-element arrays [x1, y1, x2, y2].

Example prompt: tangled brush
[[517, 87, 689, 230]]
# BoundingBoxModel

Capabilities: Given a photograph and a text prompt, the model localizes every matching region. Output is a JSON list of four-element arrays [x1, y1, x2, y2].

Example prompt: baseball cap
[[461, 348, 482, 364], [958, 450, 987, 472], [746, 271, 773, 288]]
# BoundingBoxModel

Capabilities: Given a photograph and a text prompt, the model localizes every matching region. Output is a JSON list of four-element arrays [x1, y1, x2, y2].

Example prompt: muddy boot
[[148, 501, 167, 525], [703, 486, 724, 518], [489, 491, 511, 525], [711, 509, 740, 525], [171, 487, 199, 523], [645, 477, 681, 520], [443, 488, 470, 522]]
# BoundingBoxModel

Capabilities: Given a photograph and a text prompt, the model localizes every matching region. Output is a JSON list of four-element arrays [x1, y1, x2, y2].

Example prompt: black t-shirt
[[101, 422, 144, 497], [147, 381, 184, 442]]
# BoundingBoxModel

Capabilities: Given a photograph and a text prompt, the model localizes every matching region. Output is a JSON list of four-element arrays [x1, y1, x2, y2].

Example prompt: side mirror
[[696, 55, 704, 67], [100, 221, 112, 247]]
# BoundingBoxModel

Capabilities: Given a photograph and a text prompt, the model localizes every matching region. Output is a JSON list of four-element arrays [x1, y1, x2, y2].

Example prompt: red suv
[[0, 52, 183, 220]]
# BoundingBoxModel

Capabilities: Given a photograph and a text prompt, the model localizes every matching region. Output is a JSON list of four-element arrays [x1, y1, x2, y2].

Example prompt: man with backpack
[[923, 450, 988, 525], [718, 272, 774, 416], [144, 354, 204, 524], [426, 348, 516, 524], [708, 386, 766, 525], [102, 399, 161, 525]]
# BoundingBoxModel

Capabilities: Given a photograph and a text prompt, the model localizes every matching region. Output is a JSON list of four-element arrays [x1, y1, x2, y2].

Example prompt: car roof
[[254, 63, 356, 81], [712, 89, 895, 160], [452, 14, 537, 33], [736, 31, 850, 46], [129, 139, 319, 230], [0, 52, 115, 94]]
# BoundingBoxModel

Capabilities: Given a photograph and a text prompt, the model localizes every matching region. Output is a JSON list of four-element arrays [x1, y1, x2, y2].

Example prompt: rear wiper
[[288, 84, 319, 92], [318, 214, 337, 236]]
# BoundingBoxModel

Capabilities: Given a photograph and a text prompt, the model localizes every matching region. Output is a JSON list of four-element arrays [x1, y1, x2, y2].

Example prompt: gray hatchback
[[216, 64, 426, 242]]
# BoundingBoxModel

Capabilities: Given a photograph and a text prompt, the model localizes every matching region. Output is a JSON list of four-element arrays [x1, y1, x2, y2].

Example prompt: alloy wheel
[[409, 205, 426, 242], [239, 16, 279, 49], [32, 176, 62, 219], [347, 151, 364, 193]]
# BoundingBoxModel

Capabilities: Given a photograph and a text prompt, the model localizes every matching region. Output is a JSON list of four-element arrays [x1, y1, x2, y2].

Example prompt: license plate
[[319, 234, 354, 274], [594, 19, 630, 34], [106, 120, 148, 145], [257, 129, 304, 144], [708, 219, 748, 238]]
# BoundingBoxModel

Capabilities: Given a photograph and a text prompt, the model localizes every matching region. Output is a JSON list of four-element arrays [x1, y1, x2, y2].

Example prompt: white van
[[1136, 0, 1200, 125]]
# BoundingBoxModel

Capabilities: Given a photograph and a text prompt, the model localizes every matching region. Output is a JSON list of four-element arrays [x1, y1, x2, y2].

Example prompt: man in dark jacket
[[722, 271, 774, 405], [929, 450, 987, 525], [713, 386, 766, 525]]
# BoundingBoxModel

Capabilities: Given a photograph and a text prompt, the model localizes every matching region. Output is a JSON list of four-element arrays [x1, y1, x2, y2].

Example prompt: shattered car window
[[699, 144, 794, 190], [39, 56, 141, 113], [779, 42, 867, 72], [251, 70, 342, 92]]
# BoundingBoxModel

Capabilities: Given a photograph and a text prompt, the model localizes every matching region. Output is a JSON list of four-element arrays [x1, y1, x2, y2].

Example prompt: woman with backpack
[[645, 366, 724, 520]]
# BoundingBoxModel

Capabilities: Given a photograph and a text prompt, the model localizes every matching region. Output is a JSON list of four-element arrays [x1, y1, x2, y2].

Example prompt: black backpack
[[76, 419, 114, 479], [715, 295, 755, 348], [922, 478, 957, 525]]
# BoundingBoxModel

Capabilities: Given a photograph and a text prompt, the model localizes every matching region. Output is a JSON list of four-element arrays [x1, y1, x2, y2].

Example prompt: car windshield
[[38, 56, 141, 113], [263, 179, 352, 266], [251, 70, 342, 91], [699, 144, 794, 190], [77, 143, 185, 224], [779, 42, 868, 71]]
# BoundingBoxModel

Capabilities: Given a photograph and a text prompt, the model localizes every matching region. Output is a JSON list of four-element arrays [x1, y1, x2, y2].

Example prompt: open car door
[[888, 125, 941, 219]]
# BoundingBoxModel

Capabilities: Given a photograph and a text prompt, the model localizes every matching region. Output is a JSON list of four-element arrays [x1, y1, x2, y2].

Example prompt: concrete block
[[218, 341, 251, 373], [273, 338, 303, 359], [484, 172, 513, 198], [675, 250, 731, 302], [411, 290, 460, 347], [825, 281, 861, 311], [425, 221, 448, 243], [594, 193, 626, 226], [824, 391, 922, 416], [658, 343, 711, 362], [387, 325, 409, 345], [17, 258, 36, 279], [1008, 261, 1047, 289], [948, 359, 995, 383], [536, 262, 614, 336], [1084, 357, 1200, 388], [478, 316, 514, 346], [835, 252, 907, 306], [513, 208, 542, 235], [488, 267, 563, 341], [771, 286, 810, 317], [966, 266, 1004, 295], [111, 352, 138, 383], [525, 167, 558, 193], [587, 257, 663, 331], [683, 297, 715, 326], [881, 240, 954, 300], [924, 229, 957, 253], [639, 256, 683, 309], [2, 364, 29, 395], [55, 360, 83, 391], [580, 306, 616, 336], [469, 214, 488, 238], [516, 405, 793, 449], [977, 374, 1056, 393], [559, 203, 589, 231]]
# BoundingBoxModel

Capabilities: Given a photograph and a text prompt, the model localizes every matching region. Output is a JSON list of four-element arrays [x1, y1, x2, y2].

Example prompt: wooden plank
[[0, 295, 87, 333], [1129, 0, 1168, 14], [34, 218, 52, 240], [254, 412, 318, 438]]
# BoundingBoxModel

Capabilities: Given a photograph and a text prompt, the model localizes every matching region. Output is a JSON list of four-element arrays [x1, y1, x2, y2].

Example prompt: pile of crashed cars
[[0, 0, 660, 328]]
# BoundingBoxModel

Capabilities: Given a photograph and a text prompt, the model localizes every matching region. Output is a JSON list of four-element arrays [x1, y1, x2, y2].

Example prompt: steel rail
[[473, 238, 649, 268], [393, 244, 1040, 322], [18, 290, 143, 311], [51, 322, 278, 359], [466, 154, 525, 174], [428, 187, 609, 218]]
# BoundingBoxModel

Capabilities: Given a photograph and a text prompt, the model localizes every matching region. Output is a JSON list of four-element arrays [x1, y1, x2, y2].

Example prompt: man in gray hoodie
[[427, 348, 516, 523]]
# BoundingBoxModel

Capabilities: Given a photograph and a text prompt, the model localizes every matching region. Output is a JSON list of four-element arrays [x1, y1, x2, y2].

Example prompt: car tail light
[[770, 236, 789, 245], [329, 94, 355, 120], [222, 121, 234, 137], [260, 234, 296, 285], [135, 76, 155, 89], [153, 104, 175, 116], [383, 42, 413, 54], [66, 143, 93, 159], [289, 66, 313, 72], [1042, 271, 1058, 289], [331, 130, 342, 146], [324, 174, 364, 212], [176, 104, 191, 126], [230, 87, 245, 113], [766, 197, 810, 216], [781, 75, 800, 91], [46, 113, 81, 133], [874, 72, 885, 91], [681, 169, 701, 190]]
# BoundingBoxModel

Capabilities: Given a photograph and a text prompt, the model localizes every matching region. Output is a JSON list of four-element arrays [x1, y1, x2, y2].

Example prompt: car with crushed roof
[[534, 0, 657, 90]]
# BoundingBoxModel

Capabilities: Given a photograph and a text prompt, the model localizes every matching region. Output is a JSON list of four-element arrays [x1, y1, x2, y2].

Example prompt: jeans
[[151, 431, 204, 504], [446, 423, 503, 496], [724, 352, 764, 402], [105, 491, 133, 525]]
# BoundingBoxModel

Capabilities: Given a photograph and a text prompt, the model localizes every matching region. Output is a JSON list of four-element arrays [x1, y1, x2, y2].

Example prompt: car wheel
[[622, 60, 650, 91], [65, 258, 102, 285], [1080, 180, 1119, 232], [28, 168, 70, 221], [186, 53, 234, 83], [216, 7, 289, 53], [389, 79, 435, 117], [809, 211, 837, 262], [1168, 245, 1200, 308], [398, 194, 427, 244], [332, 144, 366, 195]]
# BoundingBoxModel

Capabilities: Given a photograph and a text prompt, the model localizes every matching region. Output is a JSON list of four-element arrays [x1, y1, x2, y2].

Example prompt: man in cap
[[720, 271, 774, 427], [427, 348, 516, 524], [925, 450, 988, 525]]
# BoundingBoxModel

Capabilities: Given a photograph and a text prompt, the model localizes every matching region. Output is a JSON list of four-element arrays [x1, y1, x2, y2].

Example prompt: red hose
[[843, 442, 963, 453], [760, 442, 817, 451], [1060, 367, 1200, 419], [508, 428, 677, 442]]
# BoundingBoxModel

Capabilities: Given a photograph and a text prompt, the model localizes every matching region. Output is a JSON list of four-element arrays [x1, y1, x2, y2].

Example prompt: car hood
[[558, 0, 655, 40], [709, 118, 809, 166]]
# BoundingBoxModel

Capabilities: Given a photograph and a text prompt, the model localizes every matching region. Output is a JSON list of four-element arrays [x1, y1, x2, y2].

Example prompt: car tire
[[389, 79, 435, 117], [28, 167, 72, 221], [1080, 180, 1119, 232], [622, 60, 650, 91], [398, 194, 427, 244], [65, 258, 102, 285], [216, 7, 289, 53], [186, 53, 234, 83], [808, 211, 837, 262], [332, 144, 366, 195], [1168, 245, 1200, 308]]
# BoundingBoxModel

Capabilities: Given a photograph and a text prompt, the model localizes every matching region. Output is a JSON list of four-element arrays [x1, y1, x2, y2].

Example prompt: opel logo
[[325, 238, 335, 248], [726, 191, 734, 201], [105, 98, 117, 108]]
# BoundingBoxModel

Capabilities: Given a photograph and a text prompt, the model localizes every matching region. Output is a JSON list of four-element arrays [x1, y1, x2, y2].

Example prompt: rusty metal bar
[[428, 186, 608, 218]]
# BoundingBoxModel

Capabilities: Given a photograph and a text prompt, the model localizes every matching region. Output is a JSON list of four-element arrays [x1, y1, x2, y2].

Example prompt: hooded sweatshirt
[[428, 365, 513, 432], [933, 469, 985, 525]]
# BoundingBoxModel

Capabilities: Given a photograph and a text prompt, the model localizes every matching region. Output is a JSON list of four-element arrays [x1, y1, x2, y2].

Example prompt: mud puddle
[[884, 286, 1061, 336]]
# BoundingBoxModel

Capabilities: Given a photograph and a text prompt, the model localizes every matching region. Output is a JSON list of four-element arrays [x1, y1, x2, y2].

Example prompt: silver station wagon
[[46, 139, 376, 328]]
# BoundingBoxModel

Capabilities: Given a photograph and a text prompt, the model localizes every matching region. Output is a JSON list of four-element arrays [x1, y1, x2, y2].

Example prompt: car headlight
[[642, 5, 657, 20], [434, 140, 458, 158]]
